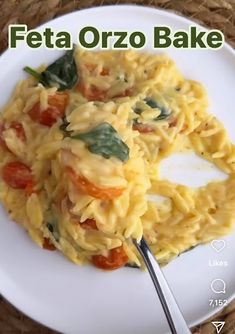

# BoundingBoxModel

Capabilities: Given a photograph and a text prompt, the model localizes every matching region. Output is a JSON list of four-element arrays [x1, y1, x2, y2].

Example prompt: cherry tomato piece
[[10, 122, 26, 142], [66, 167, 124, 200], [84, 64, 109, 77], [84, 63, 97, 73], [114, 87, 134, 98], [25, 180, 35, 196], [80, 218, 98, 230], [2, 161, 33, 190], [88, 85, 107, 101], [77, 82, 107, 102], [43, 238, 56, 251], [28, 93, 68, 127], [100, 68, 109, 76], [92, 246, 128, 270], [133, 123, 155, 133]]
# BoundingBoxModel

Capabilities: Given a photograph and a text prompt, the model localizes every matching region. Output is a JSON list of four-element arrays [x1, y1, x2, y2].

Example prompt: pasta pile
[[0, 48, 235, 269]]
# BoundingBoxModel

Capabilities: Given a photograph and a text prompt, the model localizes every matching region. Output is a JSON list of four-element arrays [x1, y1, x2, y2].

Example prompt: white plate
[[0, 5, 235, 334]]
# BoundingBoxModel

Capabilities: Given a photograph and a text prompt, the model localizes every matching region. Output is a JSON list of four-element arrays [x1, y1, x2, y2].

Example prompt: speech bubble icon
[[211, 279, 226, 294], [211, 240, 226, 253]]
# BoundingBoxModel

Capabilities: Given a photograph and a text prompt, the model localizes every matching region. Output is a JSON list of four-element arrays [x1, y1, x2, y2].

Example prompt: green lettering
[[55, 31, 72, 49], [207, 31, 223, 49], [79, 26, 99, 48], [173, 31, 188, 48], [9, 25, 26, 48], [113, 32, 128, 48], [154, 27, 171, 48], [101, 31, 112, 48], [44, 28, 54, 48], [129, 31, 146, 48], [26, 31, 42, 48], [191, 27, 206, 48]]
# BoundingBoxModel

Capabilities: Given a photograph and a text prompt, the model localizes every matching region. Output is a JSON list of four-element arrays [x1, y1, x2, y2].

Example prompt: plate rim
[[0, 4, 235, 333]]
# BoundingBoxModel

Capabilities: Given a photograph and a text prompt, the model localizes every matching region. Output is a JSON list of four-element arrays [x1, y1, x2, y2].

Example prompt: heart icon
[[211, 239, 226, 253]]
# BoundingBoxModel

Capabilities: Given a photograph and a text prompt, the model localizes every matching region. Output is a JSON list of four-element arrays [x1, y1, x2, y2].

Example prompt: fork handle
[[134, 238, 191, 334]]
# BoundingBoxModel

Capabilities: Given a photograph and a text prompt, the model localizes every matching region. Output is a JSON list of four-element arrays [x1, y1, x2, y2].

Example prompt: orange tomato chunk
[[132, 123, 155, 133], [114, 87, 134, 98], [28, 92, 68, 127], [100, 68, 109, 76], [80, 218, 98, 230], [92, 246, 128, 270], [43, 238, 56, 251], [77, 81, 107, 101], [2, 161, 33, 190], [66, 166, 124, 200], [10, 122, 26, 142]]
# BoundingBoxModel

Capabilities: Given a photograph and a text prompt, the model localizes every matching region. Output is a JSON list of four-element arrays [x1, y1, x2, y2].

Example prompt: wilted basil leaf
[[59, 116, 72, 136], [144, 98, 159, 109], [24, 47, 78, 91], [134, 98, 171, 121], [47, 222, 60, 242], [72, 122, 129, 162], [145, 98, 171, 120], [125, 263, 140, 269]]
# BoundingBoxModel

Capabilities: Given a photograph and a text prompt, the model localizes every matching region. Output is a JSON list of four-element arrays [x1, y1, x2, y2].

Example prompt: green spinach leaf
[[145, 98, 171, 120], [72, 122, 129, 162], [134, 97, 171, 121], [125, 263, 140, 269], [144, 98, 159, 109], [134, 107, 142, 115], [59, 116, 72, 136], [24, 47, 78, 91], [47, 222, 60, 242]]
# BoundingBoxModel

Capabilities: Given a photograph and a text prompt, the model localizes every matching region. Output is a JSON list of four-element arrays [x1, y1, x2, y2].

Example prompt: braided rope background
[[0, 0, 235, 333]]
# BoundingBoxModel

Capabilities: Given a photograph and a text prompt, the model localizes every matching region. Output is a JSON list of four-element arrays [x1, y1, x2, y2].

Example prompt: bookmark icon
[[211, 321, 225, 333]]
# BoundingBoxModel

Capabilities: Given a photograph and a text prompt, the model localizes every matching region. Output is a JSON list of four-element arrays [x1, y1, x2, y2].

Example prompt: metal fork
[[134, 237, 191, 334]]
